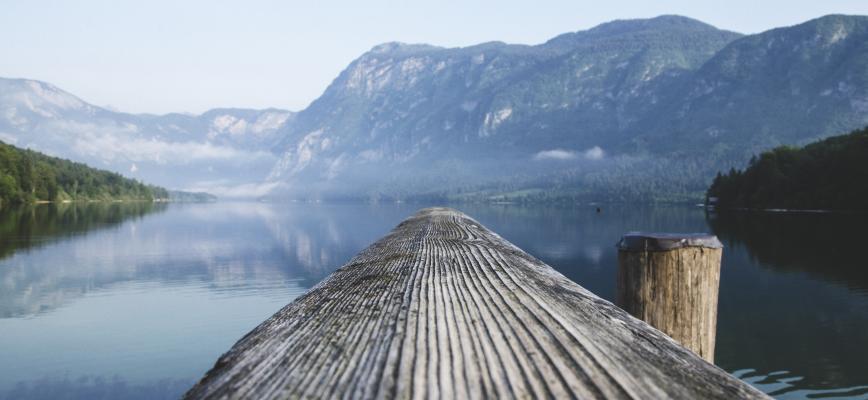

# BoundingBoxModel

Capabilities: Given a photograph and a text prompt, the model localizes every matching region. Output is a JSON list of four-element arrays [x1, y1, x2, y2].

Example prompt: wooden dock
[[185, 207, 768, 399]]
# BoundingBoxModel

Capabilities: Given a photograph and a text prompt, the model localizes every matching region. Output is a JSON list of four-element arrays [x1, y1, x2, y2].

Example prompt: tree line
[[0, 140, 168, 207], [707, 126, 868, 211]]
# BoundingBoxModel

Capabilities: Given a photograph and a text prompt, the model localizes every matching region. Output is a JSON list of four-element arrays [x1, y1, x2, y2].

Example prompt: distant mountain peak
[[798, 13, 868, 27], [369, 42, 408, 53], [0, 77, 94, 117], [789, 14, 868, 42], [741, 14, 863, 41], [589, 15, 727, 34], [366, 42, 442, 57], [543, 15, 741, 50]]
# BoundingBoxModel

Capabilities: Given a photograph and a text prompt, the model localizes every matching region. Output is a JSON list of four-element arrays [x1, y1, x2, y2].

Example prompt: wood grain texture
[[185, 207, 768, 400], [617, 246, 722, 362]]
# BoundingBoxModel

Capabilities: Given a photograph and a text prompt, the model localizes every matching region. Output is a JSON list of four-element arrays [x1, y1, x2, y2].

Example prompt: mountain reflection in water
[[0, 203, 866, 399]]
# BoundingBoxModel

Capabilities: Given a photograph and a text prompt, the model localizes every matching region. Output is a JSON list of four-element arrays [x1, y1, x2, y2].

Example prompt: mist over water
[[0, 202, 866, 399]]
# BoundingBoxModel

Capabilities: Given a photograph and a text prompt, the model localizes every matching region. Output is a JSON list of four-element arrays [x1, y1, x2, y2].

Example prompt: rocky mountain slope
[[267, 15, 868, 201]]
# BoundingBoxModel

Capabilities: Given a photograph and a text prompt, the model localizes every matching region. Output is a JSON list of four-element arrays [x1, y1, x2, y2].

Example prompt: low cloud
[[67, 129, 273, 165], [583, 146, 605, 160], [533, 149, 577, 161], [533, 146, 605, 161], [31, 120, 273, 166], [186, 180, 281, 198]]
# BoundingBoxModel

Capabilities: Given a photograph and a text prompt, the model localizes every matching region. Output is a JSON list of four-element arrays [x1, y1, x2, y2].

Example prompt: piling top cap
[[617, 232, 723, 251]]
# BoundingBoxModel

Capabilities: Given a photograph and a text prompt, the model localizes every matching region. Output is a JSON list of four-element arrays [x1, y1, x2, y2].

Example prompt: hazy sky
[[2, 0, 867, 115]]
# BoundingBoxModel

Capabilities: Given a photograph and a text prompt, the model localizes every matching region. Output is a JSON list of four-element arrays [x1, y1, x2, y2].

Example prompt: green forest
[[0, 140, 168, 207], [707, 126, 868, 211]]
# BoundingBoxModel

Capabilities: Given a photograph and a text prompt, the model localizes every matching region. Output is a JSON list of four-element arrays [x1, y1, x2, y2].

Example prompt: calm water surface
[[0, 202, 866, 399]]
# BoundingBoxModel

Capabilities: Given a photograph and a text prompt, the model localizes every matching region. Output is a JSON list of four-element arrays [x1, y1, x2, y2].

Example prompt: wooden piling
[[186, 208, 764, 399], [616, 233, 723, 362]]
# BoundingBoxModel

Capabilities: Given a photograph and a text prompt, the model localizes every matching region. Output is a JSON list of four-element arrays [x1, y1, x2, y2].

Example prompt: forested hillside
[[0, 141, 168, 206], [265, 14, 868, 202], [707, 126, 868, 211]]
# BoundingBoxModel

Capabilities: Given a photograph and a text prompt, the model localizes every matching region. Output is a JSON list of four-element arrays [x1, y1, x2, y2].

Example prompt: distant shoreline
[[3, 197, 215, 209], [705, 205, 864, 214]]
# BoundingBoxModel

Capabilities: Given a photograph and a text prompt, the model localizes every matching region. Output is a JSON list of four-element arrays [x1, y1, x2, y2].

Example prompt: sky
[[2, 0, 867, 115]]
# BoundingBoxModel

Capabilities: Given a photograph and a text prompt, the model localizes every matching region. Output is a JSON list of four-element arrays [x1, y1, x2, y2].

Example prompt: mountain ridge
[[262, 13, 868, 202], [2, 14, 867, 202], [0, 77, 294, 196]]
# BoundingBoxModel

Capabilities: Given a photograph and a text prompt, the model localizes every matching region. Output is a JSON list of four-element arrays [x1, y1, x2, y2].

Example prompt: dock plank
[[185, 207, 768, 399]]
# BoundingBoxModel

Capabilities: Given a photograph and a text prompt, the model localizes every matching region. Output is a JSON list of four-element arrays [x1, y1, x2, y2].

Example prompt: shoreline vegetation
[[707, 126, 868, 212], [0, 140, 166, 207], [1, 140, 215, 208]]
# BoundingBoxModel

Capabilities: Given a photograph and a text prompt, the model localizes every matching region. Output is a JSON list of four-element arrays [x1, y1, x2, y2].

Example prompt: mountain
[[643, 14, 868, 156], [266, 15, 743, 200], [0, 139, 168, 206], [0, 78, 293, 196], [707, 126, 868, 211], [266, 15, 868, 202], [3, 15, 868, 202]]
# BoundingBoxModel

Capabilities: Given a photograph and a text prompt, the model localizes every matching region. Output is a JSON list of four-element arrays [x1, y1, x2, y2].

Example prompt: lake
[[0, 202, 866, 399]]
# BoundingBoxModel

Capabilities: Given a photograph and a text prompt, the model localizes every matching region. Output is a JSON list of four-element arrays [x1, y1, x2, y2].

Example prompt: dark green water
[[0, 202, 866, 399]]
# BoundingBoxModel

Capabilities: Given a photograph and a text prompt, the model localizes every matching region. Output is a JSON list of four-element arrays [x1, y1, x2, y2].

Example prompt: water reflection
[[2, 375, 191, 400], [0, 202, 421, 400], [0, 202, 415, 319], [461, 204, 708, 301], [708, 210, 868, 293], [0, 203, 866, 399], [0, 202, 167, 261], [707, 210, 868, 398], [0, 202, 167, 318]]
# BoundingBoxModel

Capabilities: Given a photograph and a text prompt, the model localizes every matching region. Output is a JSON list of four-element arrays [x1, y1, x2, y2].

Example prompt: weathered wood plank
[[185, 207, 768, 399]]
